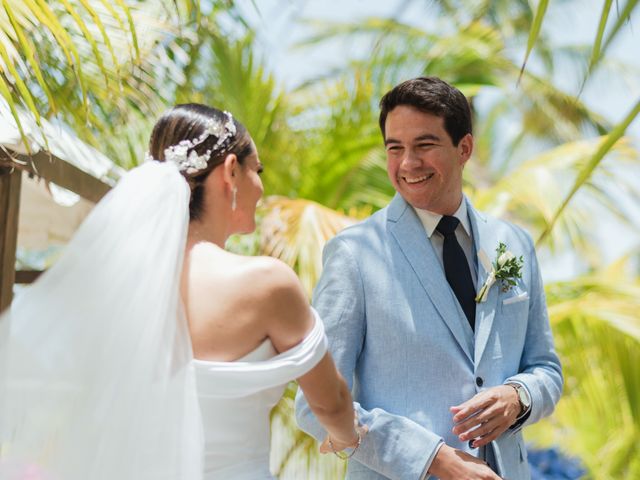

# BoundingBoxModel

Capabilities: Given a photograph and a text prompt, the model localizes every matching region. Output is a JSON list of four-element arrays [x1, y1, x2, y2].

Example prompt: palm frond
[[472, 136, 640, 266], [584, 0, 640, 85], [529, 261, 640, 478], [295, 16, 434, 49], [269, 383, 345, 479], [258, 196, 358, 297], [535, 99, 640, 247], [0, 0, 204, 164], [518, 0, 549, 80]]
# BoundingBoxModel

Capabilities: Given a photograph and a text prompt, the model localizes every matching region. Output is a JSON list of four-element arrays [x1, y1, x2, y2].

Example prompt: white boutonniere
[[475, 242, 524, 303]]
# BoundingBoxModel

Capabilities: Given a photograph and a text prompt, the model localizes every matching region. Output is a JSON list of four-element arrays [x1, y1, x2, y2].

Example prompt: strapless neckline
[[192, 338, 276, 364], [191, 309, 328, 479]]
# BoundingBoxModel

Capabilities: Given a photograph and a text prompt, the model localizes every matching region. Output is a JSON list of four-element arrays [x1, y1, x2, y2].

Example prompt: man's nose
[[402, 150, 421, 168]]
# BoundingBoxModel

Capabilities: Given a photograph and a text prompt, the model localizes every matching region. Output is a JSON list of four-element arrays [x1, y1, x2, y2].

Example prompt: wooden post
[[0, 167, 22, 313], [15, 270, 43, 284], [0, 151, 112, 309]]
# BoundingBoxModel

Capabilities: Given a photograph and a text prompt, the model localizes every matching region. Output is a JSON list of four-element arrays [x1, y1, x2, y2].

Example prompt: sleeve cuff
[[420, 440, 445, 480]]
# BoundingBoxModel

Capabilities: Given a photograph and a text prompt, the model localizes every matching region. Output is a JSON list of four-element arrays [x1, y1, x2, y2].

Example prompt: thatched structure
[[0, 100, 121, 311]]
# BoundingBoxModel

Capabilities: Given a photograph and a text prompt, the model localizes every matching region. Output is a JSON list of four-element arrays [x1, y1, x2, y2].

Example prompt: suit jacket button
[[476, 376, 484, 387]]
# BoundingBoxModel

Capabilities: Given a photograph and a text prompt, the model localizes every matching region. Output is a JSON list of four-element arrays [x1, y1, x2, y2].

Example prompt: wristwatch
[[506, 382, 531, 416]]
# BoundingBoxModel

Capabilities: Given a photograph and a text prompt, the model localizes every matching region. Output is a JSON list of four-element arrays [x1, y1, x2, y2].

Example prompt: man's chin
[[399, 192, 434, 212]]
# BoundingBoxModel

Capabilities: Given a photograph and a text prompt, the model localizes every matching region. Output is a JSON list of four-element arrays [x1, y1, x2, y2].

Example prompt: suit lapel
[[466, 199, 501, 365], [388, 194, 474, 363]]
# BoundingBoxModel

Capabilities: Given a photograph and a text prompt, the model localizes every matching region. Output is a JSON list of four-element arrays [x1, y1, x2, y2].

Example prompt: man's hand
[[428, 444, 501, 479], [450, 385, 520, 448]]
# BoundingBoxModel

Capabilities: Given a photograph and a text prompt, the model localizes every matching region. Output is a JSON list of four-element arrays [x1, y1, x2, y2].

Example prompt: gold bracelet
[[328, 430, 362, 460]]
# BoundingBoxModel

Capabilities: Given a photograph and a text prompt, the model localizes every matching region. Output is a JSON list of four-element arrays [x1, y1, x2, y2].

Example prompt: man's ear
[[458, 133, 473, 165], [222, 153, 238, 186]]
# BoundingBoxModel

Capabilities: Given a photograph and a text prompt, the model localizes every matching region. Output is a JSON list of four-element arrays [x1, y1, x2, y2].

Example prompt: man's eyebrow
[[384, 133, 441, 145], [415, 133, 441, 142]]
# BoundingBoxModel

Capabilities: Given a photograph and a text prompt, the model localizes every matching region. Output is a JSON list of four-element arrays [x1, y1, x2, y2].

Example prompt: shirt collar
[[413, 197, 472, 239]]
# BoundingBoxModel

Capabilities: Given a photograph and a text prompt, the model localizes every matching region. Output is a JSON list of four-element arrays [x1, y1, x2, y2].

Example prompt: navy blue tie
[[436, 216, 476, 330]]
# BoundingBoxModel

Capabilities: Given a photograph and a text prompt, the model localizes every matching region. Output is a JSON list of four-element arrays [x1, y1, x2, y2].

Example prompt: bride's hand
[[319, 418, 368, 454]]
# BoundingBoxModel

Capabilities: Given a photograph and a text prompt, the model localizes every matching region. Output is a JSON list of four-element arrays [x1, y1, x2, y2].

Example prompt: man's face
[[384, 105, 472, 215]]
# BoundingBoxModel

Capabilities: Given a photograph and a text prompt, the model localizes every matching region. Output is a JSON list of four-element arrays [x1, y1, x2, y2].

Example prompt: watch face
[[517, 386, 531, 408]]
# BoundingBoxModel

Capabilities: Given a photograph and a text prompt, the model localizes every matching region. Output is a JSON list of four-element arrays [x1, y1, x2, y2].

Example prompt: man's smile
[[403, 173, 435, 184]]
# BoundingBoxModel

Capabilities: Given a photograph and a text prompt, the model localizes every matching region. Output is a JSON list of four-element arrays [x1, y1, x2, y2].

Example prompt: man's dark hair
[[378, 77, 472, 145]]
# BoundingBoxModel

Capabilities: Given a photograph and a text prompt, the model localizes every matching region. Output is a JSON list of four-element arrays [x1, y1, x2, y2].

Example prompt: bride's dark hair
[[148, 103, 254, 220]]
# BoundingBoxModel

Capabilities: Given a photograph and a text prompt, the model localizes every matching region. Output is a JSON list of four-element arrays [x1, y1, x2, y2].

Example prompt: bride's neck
[[187, 218, 227, 249]]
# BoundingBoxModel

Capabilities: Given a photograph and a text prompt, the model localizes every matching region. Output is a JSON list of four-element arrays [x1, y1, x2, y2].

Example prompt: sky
[[236, 0, 639, 137]]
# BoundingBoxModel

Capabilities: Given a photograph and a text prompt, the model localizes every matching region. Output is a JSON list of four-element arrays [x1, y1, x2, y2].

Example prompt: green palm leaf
[[584, 0, 640, 84], [472, 136, 639, 265], [536, 99, 640, 247], [270, 383, 345, 479], [529, 260, 640, 478], [0, 0, 201, 161], [2, 0, 56, 113], [258, 196, 357, 297], [518, 0, 548, 80]]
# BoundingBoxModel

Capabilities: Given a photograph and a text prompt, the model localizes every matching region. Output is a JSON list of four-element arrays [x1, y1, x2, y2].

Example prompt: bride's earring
[[231, 186, 237, 211]]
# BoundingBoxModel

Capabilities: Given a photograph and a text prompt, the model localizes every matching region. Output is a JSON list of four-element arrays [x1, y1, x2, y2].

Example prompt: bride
[[0, 104, 366, 479]]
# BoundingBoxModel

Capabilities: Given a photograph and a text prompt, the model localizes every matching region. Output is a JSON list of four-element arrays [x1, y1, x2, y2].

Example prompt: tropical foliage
[[0, 0, 244, 164], [529, 259, 640, 479], [255, 2, 640, 478], [3, 0, 639, 479]]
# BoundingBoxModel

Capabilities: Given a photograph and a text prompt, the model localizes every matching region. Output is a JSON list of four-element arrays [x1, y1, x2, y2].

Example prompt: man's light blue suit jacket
[[295, 194, 563, 480]]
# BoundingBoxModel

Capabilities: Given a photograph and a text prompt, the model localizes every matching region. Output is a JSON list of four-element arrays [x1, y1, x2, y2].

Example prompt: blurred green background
[[2, 1, 639, 478]]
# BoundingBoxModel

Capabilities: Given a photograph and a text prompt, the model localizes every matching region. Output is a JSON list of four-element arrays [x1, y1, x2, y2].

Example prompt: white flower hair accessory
[[145, 111, 237, 174]]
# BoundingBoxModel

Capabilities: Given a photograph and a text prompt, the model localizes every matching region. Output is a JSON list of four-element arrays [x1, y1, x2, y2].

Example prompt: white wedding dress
[[194, 309, 326, 479], [0, 161, 327, 480]]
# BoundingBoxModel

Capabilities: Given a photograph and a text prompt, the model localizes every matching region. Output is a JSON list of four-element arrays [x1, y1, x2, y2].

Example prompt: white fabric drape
[[0, 162, 203, 480], [193, 308, 327, 399]]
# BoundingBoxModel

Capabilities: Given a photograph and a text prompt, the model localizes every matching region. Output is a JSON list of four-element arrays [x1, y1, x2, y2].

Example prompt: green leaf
[[536, 97, 640, 246], [112, 0, 139, 61], [29, 0, 89, 113], [2, 0, 56, 113], [0, 77, 29, 153], [599, 0, 640, 68], [0, 33, 45, 140], [58, 0, 110, 91], [588, 0, 614, 71], [21, 0, 74, 65], [77, 0, 120, 83], [519, 0, 549, 80], [581, 0, 639, 93]]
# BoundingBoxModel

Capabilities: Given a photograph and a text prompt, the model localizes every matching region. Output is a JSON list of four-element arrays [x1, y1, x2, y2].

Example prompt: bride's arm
[[297, 353, 364, 451], [254, 257, 362, 450]]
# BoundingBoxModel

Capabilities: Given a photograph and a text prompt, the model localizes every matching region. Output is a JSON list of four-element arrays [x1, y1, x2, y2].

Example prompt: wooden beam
[[0, 150, 111, 203], [0, 167, 22, 312], [15, 270, 43, 284], [0, 149, 113, 307]]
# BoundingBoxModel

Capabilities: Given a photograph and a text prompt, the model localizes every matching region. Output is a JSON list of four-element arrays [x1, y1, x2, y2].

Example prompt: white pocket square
[[502, 293, 529, 305]]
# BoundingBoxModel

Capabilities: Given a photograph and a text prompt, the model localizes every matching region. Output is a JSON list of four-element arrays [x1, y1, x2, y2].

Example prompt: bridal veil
[[0, 162, 204, 479]]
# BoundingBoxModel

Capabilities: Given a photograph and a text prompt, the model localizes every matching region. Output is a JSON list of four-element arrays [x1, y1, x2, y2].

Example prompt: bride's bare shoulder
[[237, 255, 303, 300], [186, 245, 312, 352], [241, 256, 313, 351], [186, 244, 303, 304]]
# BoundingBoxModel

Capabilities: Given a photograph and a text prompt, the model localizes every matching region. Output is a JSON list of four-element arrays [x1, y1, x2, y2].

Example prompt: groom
[[295, 77, 563, 479]]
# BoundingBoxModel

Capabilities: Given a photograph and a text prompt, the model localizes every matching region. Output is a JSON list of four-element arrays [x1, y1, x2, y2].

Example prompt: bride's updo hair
[[148, 103, 254, 221]]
